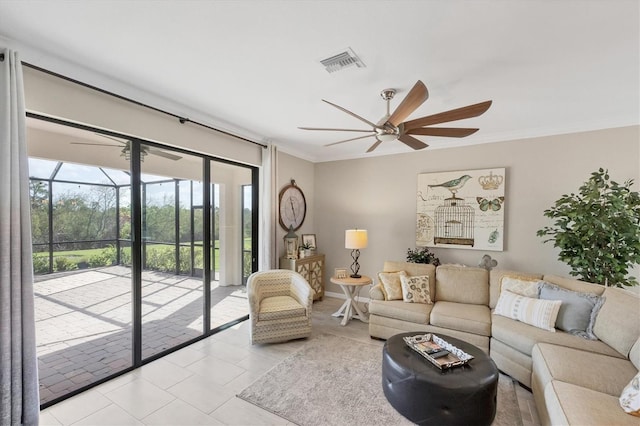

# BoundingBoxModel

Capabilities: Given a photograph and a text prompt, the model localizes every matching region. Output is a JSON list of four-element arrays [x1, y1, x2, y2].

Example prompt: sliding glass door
[[28, 116, 258, 407], [139, 145, 206, 360], [210, 162, 254, 328]]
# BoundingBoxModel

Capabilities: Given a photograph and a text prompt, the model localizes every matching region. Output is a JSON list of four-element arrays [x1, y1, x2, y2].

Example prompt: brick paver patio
[[34, 265, 248, 405]]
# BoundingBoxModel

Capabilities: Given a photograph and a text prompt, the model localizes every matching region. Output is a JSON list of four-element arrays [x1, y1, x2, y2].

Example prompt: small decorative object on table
[[334, 268, 348, 279], [403, 333, 474, 370]]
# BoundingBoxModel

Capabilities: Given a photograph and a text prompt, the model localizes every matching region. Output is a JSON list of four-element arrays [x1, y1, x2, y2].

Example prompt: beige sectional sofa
[[368, 261, 640, 425]]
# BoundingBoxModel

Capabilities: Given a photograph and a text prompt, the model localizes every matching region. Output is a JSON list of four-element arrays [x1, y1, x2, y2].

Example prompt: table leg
[[331, 284, 369, 326]]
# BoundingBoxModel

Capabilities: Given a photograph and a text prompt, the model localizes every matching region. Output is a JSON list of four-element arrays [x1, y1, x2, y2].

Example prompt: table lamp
[[345, 229, 368, 278]]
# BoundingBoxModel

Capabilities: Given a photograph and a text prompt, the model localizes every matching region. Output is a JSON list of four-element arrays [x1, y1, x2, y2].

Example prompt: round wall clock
[[279, 179, 306, 231]]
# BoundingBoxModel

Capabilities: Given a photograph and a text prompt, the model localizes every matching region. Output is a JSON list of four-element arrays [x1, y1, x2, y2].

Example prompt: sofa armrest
[[369, 284, 385, 301]]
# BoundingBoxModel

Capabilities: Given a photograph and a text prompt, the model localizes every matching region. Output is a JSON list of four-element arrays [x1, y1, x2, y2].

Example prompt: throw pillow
[[620, 372, 640, 417], [378, 271, 407, 300], [538, 281, 604, 340], [494, 290, 562, 332], [400, 274, 432, 304], [500, 275, 540, 298]]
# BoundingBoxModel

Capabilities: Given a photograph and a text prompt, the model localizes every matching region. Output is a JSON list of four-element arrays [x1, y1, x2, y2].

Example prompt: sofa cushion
[[384, 261, 436, 298], [430, 301, 491, 336], [494, 290, 561, 332], [378, 271, 407, 300], [593, 287, 640, 357], [400, 274, 432, 304], [630, 337, 640, 371], [491, 314, 624, 358], [435, 265, 489, 305], [490, 269, 543, 309], [545, 380, 640, 426], [369, 299, 432, 324], [619, 372, 640, 417], [538, 281, 604, 339], [532, 343, 637, 397]]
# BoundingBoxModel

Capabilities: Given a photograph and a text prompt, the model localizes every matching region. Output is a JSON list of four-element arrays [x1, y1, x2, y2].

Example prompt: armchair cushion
[[259, 295, 306, 321]]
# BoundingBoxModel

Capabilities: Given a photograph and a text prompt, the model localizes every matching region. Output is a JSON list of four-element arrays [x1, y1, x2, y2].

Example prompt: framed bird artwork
[[416, 168, 506, 251]]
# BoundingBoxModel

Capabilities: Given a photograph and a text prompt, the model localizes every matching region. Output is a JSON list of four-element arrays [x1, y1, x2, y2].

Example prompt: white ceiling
[[1, 0, 638, 163]]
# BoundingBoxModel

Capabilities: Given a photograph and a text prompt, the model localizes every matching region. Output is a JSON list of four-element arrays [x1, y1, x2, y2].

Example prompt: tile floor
[[35, 266, 248, 404], [40, 296, 541, 426]]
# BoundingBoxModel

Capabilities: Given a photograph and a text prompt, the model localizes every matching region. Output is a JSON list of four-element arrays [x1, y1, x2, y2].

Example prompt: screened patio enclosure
[[29, 159, 244, 281], [27, 116, 258, 407]]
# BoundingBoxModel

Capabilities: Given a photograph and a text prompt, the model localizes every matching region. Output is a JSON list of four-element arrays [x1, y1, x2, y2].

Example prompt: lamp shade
[[345, 229, 368, 249]]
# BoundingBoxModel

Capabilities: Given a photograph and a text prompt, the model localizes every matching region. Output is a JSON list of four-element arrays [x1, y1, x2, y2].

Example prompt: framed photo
[[302, 234, 317, 249], [334, 268, 348, 279]]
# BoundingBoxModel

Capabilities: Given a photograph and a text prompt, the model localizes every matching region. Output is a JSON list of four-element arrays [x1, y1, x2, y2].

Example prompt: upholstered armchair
[[247, 269, 313, 344]]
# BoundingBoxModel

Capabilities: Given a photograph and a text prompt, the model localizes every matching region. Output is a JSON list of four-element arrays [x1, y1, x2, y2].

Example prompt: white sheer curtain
[[0, 48, 40, 425], [259, 143, 278, 270]]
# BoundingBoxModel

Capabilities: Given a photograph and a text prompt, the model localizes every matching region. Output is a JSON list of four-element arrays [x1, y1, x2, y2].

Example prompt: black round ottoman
[[382, 332, 498, 426]]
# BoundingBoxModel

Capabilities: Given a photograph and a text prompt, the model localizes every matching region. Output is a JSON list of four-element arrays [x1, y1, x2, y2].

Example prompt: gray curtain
[[0, 48, 40, 425]]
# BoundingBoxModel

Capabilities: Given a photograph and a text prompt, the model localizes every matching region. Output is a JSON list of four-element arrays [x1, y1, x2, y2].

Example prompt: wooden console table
[[279, 254, 325, 301]]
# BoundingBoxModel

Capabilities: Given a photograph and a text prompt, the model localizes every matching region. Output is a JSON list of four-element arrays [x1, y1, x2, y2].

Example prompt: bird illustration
[[428, 174, 472, 196]]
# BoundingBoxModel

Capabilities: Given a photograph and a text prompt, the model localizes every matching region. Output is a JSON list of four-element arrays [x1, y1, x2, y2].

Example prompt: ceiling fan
[[70, 134, 182, 161], [299, 80, 492, 153]]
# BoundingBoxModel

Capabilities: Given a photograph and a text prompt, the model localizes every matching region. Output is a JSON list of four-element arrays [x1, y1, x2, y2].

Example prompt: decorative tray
[[403, 333, 474, 370]]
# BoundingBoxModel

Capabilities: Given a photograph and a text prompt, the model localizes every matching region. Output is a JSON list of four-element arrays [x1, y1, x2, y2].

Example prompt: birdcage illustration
[[433, 196, 475, 246]]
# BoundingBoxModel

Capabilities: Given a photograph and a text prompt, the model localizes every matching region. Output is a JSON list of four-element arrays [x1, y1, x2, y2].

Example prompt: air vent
[[320, 47, 366, 73]]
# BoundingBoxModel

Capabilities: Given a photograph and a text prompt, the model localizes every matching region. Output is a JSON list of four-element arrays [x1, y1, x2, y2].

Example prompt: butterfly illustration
[[477, 197, 505, 212]]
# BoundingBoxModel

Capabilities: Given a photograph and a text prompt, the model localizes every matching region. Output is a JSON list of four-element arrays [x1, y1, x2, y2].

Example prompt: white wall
[[311, 126, 640, 295]]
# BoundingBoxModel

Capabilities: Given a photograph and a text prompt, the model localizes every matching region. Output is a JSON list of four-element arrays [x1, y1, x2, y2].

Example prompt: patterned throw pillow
[[378, 271, 407, 300], [620, 372, 640, 417], [400, 274, 432, 304], [500, 275, 540, 298], [494, 290, 562, 332]]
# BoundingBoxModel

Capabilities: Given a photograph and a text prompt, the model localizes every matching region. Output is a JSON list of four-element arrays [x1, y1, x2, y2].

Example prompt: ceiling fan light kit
[[299, 80, 492, 153]]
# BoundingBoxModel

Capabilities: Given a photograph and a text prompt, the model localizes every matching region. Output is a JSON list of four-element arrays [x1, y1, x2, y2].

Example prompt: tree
[[537, 168, 640, 287]]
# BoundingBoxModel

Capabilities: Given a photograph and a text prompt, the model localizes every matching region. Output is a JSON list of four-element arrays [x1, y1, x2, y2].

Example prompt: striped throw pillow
[[494, 290, 562, 332]]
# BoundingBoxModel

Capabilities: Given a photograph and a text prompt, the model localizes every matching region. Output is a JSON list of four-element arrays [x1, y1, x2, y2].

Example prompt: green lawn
[[32, 239, 251, 274]]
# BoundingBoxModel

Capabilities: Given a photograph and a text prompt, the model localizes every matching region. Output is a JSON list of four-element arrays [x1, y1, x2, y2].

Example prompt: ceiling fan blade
[[322, 99, 377, 128], [148, 148, 182, 160], [387, 80, 429, 126], [298, 127, 374, 133], [403, 100, 493, 130], [95, 133, 128, 144], [324, 134, 376, 147], [398, 134, 429, 150], [70, 142, 121, 147], [366, 139, 383, 153], [406, 127, 479, 138]]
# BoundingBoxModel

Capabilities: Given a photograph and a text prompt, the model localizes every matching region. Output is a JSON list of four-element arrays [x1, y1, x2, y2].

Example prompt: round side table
[[329, 275, 372, 326]]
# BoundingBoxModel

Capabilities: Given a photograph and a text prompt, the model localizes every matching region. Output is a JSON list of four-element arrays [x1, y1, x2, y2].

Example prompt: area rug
[[238, 333, 523, 426]]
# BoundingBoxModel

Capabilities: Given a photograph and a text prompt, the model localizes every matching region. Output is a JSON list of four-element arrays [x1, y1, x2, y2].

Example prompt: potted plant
[[300, 242, 313, 258], [537, 168, 640, 287], [406, 247, 441, 266]]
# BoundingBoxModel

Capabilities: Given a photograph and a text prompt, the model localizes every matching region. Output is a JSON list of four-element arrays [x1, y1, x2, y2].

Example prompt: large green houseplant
[[537, 168, 640, 287]]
